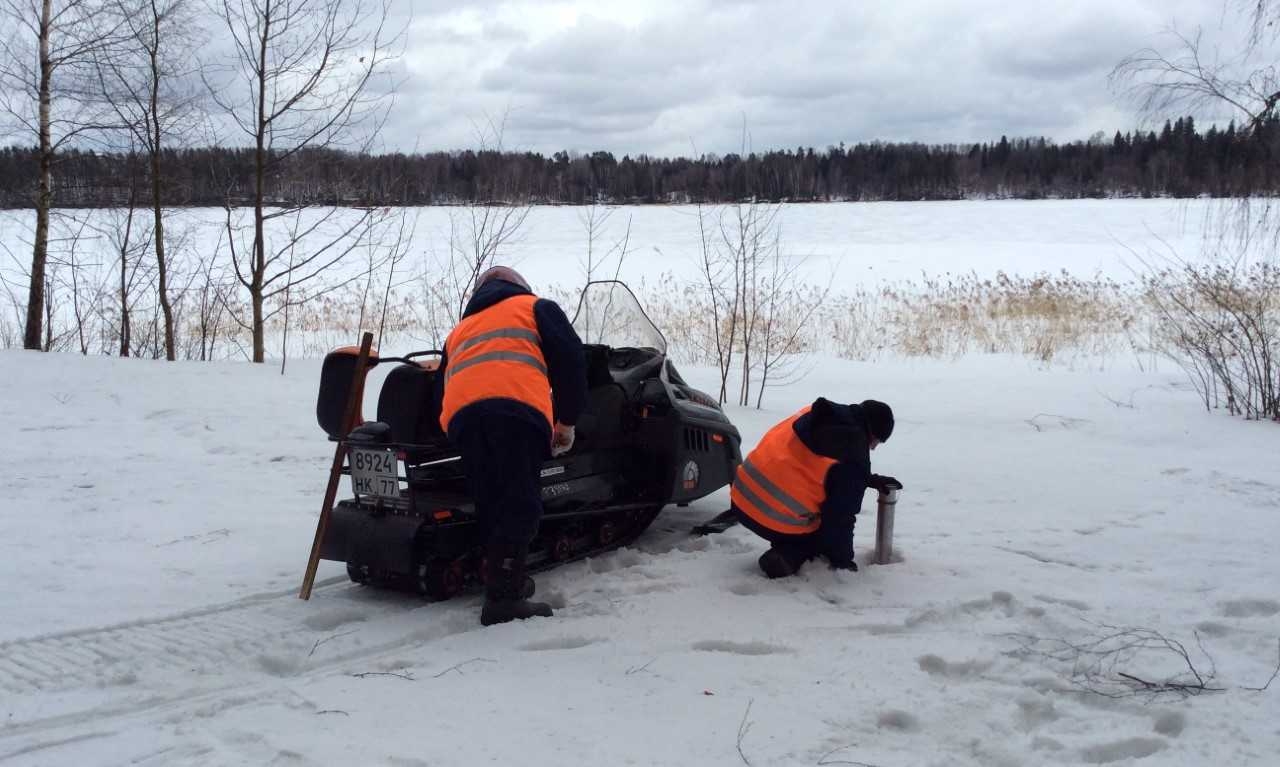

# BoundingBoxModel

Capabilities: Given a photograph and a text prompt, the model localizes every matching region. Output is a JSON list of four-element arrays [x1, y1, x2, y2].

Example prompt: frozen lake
[[0, 198, 1228, 294]]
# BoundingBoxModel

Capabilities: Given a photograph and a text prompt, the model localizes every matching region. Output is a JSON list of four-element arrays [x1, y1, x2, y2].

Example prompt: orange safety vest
[[730, 407, 837, 535], [439, 294, 555, 434]]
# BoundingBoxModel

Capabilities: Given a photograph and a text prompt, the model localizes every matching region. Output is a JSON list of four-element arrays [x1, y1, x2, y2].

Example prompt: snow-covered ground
[[2, 347, 1278, 766]]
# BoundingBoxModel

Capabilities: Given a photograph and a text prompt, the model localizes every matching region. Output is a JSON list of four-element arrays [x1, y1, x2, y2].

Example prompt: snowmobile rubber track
[[351, 503, 666, 600]]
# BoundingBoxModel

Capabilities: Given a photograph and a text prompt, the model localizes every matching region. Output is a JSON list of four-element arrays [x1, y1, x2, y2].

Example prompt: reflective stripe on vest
[[439, 294, 554, 433], [730, 407, 836, 535]]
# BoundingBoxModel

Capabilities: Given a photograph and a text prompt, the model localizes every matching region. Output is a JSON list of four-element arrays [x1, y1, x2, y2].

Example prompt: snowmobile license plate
[[349, 448, 400, 500]]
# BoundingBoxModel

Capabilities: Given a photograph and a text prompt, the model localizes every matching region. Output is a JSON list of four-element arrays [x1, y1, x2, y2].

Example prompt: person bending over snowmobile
[[437, 266, 586, 625], [730, 397, 900, 578]]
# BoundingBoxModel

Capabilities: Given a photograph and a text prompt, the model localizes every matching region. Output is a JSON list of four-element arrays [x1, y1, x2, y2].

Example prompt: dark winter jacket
[[436, 279, 587, 444], [793, 397, 873, 568]]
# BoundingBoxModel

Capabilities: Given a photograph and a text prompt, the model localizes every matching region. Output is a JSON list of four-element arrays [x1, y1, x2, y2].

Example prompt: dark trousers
[[455, 414, 549, 548], [731, 504, 823, 563]]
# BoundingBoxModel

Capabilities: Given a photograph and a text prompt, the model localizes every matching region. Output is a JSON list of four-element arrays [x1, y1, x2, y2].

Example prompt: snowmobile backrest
[[583, 344, 615, 388], [317, 346, 379, 438], [376, 362, 445, 445], [607, 347, 665, 384], [576, 382, 627, 449]]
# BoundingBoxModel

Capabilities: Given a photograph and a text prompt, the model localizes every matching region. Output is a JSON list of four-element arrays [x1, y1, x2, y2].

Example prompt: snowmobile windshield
[[571, 281, 667, 355]]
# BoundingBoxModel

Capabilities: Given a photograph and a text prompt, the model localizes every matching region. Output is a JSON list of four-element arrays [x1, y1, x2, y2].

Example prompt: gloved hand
[[868, 474, 903, 492], [551, 422, 576, 457]]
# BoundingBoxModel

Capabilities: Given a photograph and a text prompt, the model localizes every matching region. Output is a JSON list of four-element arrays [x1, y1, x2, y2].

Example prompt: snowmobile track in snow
[[0, 573, 491, 754], [0, 576, 355, 696]]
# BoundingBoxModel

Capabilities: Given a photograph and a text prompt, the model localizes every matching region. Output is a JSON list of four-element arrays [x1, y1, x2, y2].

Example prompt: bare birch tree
[[0, 0, 124, 350]]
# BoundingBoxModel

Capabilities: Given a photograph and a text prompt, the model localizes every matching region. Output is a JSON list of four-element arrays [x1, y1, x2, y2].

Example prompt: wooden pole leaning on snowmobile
[[300, 332, 375, 600], [872, 488, 899, 565]]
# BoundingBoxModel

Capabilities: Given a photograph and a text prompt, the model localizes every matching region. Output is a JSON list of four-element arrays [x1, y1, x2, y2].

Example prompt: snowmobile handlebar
[[368, 350, 444, 367]]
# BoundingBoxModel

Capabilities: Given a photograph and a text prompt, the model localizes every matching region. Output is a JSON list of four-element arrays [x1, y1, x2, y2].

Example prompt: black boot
[[481, 541, 553, 626], [758, 546, 808, 579]]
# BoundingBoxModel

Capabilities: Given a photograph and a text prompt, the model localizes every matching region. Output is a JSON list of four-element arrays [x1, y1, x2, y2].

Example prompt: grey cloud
[[376, 0, 1251, 155]]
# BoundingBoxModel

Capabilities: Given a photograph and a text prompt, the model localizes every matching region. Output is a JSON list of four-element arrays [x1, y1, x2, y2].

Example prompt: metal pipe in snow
[[873, 488, 899, 565]]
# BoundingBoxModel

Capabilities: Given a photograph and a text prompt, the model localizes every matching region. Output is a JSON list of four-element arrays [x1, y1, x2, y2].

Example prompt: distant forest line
[[1, 116, 1276, 209]]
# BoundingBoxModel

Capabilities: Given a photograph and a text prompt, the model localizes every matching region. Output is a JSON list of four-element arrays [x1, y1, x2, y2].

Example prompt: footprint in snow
[[916, 653, 993, 679], [1033, 594, 1092, 611], [876, 710, 920, 732], [1219, 598, 1280, 618], [1152, 711, 1186, 737], [519, 636, 603, 652], [1014, 693, 1059, 732], [302, 606, 368, 631], [1195, 620, 1233, 637], [1079, 737, 1167, 764], [691, 640, 793, 656]]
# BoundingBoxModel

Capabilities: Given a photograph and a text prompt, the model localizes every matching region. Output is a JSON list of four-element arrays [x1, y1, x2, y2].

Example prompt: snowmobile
[[313, 281, 742, 599]]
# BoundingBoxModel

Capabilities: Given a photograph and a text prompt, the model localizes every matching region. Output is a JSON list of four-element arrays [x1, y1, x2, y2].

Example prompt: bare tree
[[754, 254, 832, 408], [54, 213, 111, 354], [722, 199, 783, 407], [80, 144, 155, 356], [1113, 2, 1280, 243], [374, 206, 416, 349], [1113, 27, 1279, 136], [0, 0, 124, 350], [692, 197, 801, 407], [445, 202, 531, 318], [0, 238, 30, 348], [695, 203, 739, 404], [414, 114, 531, 347], [1114, 1, 1280, 419], [94, 0, 203, 360], [576, 202, 632, 295], [207, 0, 400, 362], [190, 231, 233, 361]]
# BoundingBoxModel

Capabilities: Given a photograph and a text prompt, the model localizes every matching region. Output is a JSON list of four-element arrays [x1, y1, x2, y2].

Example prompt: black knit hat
[[860, 400, 894, 442]]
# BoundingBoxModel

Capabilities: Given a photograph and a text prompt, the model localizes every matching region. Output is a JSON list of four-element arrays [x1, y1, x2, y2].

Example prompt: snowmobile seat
[[376, 362, 445, 447], [347, 421, 392, 444], [317, 346, 379, 438]]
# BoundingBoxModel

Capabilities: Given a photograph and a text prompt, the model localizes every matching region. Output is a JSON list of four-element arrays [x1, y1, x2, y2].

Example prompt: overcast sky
[[382, 0, 1250, 157]]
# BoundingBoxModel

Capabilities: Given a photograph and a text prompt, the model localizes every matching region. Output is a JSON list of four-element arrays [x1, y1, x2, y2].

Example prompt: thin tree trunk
[[23, 0, 54, 350], [43, 275, 54, 351], [119, 157, 139, 356], [251, 3, 270, 363], [149, 1, 175, 360]]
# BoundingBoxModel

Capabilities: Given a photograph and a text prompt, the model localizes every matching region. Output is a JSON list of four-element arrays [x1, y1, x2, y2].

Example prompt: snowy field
[[2, 344, 1279, 766]]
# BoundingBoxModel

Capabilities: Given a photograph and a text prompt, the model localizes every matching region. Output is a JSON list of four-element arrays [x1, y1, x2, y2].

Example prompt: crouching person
[[438, 266, 586, 626], [731, 397, 899, 578]]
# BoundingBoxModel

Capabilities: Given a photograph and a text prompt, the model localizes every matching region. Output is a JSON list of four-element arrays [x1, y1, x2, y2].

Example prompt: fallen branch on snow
[[817, 744, 882, 766], [350, 671, 415, 681], [1008, 623, 1226, 700], [625, 658, 657, 676], [737, 698, 754, 767], [1242, 639, 1280, 692], [309, 629, 358, 658], [431, 657, 496, 678]]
